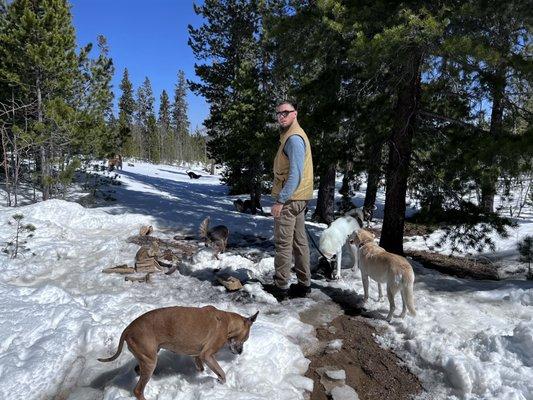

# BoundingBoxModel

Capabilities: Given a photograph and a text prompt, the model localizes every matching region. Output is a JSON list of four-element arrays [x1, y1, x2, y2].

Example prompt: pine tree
[[87, 34, 115, 156], [158, 89, 171, 162], [518, 236, 533, 280], [171, 70, 189, 162], [118, 68, 135, 155], [134, 77, 157, 161], [449, 1, 531, 212], [0, 0, 78, 200], [189, 0, 275, 199]]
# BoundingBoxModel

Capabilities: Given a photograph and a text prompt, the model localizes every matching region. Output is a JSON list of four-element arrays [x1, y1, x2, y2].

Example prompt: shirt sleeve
[[277, 135, 306, 204]]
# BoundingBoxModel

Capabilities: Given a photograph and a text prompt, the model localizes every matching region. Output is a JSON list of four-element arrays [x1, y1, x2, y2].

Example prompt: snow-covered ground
[[0, 161, 531, 400]]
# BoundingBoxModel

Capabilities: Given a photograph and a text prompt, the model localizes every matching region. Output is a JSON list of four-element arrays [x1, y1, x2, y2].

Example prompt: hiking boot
[[263, 283, 289, 302], [289, 283, 311, 298]]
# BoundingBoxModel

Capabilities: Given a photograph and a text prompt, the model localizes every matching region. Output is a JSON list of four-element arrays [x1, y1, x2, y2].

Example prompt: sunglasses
[[275, 110, 295, 118]]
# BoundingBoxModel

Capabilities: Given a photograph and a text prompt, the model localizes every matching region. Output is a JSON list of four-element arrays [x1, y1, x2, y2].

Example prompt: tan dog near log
[[351, 229, 416, 321], [98, 305, 258, 400]]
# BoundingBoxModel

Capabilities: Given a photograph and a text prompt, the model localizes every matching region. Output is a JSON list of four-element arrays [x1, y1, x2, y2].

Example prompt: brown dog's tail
[[98, 331, 127, 362], [199, 217, 210, 239]]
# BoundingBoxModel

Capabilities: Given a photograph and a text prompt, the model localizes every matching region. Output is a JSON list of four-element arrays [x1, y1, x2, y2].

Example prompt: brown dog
[[98, 305, 258, 400]]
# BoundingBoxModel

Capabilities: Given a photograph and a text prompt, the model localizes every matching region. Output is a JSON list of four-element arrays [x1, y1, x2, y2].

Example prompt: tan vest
[[272, 120, 314, 200]]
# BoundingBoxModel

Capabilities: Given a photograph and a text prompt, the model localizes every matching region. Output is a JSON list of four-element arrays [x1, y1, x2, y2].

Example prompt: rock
[[316, 366, 346, 394], [326, 339, 343, 353], [330, 385, 359, 400], [139, 225, 153, 236], [328, 325, 337, 334], [216, 276, 243, 291], [326, 369, 346, 380]]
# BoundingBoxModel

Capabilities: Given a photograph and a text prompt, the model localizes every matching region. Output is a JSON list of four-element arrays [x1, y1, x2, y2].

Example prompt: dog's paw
[[333, 273, 341, 280]]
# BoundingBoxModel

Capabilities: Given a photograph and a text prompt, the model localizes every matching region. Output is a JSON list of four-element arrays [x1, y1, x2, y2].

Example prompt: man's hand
[[271, 203, 284, 218]]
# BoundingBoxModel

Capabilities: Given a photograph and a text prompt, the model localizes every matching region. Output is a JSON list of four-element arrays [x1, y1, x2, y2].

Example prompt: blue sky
[[70, 0, 208, 130]]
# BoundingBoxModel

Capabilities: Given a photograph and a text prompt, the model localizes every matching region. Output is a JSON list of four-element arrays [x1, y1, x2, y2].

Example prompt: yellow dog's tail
[[401, 270, 416, 316]]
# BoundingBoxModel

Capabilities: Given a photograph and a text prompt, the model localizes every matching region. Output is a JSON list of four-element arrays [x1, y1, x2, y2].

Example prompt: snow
[[326, 339, 343, 353], [0, 161, 532, 400], [325, 370, 346, 380], [330, 385, 359, 400]]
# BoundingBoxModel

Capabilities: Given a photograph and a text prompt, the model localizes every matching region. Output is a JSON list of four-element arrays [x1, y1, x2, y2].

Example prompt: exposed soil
[[302, 312, 423, 400]]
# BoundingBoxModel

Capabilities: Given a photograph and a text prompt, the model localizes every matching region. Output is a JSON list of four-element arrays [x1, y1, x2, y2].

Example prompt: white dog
[[352, 229, 416, 321], [319, 208, 365, 279]]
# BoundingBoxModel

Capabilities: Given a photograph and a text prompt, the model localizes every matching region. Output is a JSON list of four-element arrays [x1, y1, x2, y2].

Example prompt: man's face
[[276, 103, 297, 129]]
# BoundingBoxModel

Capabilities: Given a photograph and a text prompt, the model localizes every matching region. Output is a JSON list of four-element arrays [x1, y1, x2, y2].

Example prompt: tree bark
[[339, 161, 353, 197], [36, 76, 50, 201], [363, 139, 384, 214], [480, 66, 506, 213], [312, 164, 336, 225], [1, 127, 11, 206], [379, 51, 422, 255]]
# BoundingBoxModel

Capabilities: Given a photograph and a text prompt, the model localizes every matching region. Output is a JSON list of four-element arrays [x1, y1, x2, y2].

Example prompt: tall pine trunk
[[480, 66, 506, 213], [379, 51, 422, 255], [363, 139, 383, 213], [339, 161, 353, 197], [1, 127, 11, 206], [36, 76, 50, 201], [312, 164, 336, 224]]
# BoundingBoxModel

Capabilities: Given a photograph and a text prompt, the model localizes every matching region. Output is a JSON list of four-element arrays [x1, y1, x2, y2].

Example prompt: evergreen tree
[[268, 1, 357, 223], [449, 1, 532, 212], [87, 34, 115, 156], [134, 77, 157, 161], [158, 89, 171, 162], [518, 236, 533, 279], [189, 0, 275, 200], [171, 70, 189, 162], [0, 0, 78, 200], [118, 68, 135, 154]]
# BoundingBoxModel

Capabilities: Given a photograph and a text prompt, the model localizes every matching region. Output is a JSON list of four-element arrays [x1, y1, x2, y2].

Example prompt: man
[[267, 100, 314, 301]]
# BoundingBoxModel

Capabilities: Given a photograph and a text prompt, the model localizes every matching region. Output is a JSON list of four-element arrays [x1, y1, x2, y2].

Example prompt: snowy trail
[[0, 162, 531, 400]]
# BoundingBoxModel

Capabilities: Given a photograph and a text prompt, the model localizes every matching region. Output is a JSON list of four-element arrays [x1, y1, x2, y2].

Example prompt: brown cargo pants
[[274, 200, 311, 288]]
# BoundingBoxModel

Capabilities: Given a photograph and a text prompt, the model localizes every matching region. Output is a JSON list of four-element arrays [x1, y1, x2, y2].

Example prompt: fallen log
[[125, 273, 152, 283], [102, 264, 135, 274]]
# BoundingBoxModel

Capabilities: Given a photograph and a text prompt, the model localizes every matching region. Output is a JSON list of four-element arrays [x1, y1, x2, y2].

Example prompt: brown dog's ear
[[248, 311, 259, 323]]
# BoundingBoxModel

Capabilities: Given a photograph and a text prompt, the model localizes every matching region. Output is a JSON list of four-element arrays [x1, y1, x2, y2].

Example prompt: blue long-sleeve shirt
[[277, 135, 305, 204]]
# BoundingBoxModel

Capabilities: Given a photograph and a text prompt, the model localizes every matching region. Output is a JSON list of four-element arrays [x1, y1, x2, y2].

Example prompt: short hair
[[276, 100, 298, 111]]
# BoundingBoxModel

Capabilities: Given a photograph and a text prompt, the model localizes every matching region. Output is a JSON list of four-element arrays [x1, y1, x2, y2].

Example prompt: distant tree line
[[0, 0, 206, 207], [189, 0, 532, 254]]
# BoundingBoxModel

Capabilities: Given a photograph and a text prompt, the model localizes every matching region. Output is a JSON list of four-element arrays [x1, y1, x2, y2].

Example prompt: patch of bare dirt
[[303, 313, 423, 400]]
